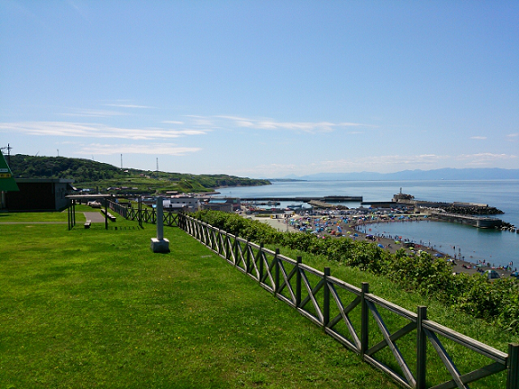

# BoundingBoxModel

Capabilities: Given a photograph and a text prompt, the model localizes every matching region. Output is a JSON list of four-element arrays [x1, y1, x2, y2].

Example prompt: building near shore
[[200, 197, 241, 213], [163, 196, 200, 212]]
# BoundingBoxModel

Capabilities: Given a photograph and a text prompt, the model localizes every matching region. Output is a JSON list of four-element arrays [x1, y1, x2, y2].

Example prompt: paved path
[[83, 212, 106, 223], [0, 222, 68, 224]]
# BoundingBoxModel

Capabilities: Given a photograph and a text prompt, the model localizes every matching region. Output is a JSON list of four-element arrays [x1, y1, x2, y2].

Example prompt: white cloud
[[214, 115, 371, 133], [183, 115, 216, 127], [236, 152, 519, 177], [77, 143, 201, 156], [0, 121, 208, 140], [234, 154, 448, 176], [105, 104, 155, 109], [162, 121, 185, 125], [457, 153, 517, 165], [60, 109, 128, 118], [470, 136, 487, 140]]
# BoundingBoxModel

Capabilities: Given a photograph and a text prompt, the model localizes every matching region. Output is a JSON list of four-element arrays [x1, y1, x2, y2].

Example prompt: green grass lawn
[[0, 216, 398, 388]]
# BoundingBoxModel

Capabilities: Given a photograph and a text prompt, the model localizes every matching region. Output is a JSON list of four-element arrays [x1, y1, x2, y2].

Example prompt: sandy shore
[[247, 214, 517, 279]]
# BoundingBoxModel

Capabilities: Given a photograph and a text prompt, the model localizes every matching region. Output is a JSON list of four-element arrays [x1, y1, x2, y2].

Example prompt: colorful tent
[[0, 150, 18, 192]]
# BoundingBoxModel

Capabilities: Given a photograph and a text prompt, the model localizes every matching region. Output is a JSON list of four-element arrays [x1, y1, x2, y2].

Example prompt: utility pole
[[0, 144, 12, 165], [121, 154, 123, 169]]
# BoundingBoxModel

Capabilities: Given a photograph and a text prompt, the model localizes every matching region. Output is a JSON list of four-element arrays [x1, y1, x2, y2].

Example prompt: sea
[[216, 180, 519, 269]]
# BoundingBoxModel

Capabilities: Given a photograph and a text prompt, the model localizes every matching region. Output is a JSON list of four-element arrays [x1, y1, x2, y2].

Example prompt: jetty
[[241, 195, 362, 202], [430, 211, 503, 229], [390, 190, 505, 229]]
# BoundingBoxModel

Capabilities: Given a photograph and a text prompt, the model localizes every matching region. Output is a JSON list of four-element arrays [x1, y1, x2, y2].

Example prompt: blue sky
[[1, 1, 518, 178]]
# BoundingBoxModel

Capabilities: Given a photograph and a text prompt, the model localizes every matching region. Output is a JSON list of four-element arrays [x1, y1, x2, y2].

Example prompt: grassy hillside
[[0, 211, 397, 388], [8, 154, 270, 194]]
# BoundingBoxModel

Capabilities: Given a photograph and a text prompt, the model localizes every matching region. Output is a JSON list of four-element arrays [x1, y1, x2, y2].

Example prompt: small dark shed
[[3, 179, 75, 211]]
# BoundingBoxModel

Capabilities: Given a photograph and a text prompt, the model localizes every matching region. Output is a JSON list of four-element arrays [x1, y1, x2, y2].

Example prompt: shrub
[[191, 211, 519, 334]]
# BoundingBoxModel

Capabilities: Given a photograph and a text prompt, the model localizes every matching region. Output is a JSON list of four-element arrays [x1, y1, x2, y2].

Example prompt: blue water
[[217, 180, 519, 268]]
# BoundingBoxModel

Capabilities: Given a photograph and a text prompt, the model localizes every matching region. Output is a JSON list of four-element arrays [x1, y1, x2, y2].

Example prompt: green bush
[[192, 210, 519, 334]]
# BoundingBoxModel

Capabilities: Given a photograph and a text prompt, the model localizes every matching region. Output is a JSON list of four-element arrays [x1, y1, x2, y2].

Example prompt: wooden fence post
[[416, 306, 427, 389], [224, 231, 229, 261], [274, 248, 280, 295], [217, 229, 221, 255], [508, 343, 519, 389], [72, 199, 76, 227], [233, 237, 239, 267], [245, 240, 250, 272], [259, 244, 264, 283], [323, 267, 330, 327], [67, 199, 71, 230], [361, 282, 369, 358], [296, 256, 302, 307]]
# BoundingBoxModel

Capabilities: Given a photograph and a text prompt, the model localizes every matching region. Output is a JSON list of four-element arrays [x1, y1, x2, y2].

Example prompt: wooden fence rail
[[177, 213, 518, 389], [108, 204, 518, 389], [109, 201, 179, 227]]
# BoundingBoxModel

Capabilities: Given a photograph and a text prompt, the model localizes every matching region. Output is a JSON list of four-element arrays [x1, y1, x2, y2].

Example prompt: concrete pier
[[241, 195, 362, 202], [430, 212, 503, 229]]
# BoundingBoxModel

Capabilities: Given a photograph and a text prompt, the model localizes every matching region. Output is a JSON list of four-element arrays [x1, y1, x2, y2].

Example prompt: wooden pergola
[[66, 194, 114, 230]]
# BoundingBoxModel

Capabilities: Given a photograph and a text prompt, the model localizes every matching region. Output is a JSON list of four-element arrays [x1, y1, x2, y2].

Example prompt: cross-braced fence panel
[[176, 213, 519, 389], [275, 254, 299, 308], [363, 295, 418, 389], [297, 264, 326, 327], [422, 320, 509, 389], [325, 276, 362, 354]]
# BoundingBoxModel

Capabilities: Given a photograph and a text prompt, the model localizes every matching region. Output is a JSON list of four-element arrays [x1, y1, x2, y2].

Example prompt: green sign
[[0, 150, 19, 191]]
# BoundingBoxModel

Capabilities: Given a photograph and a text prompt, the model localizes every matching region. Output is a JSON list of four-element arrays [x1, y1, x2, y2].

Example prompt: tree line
[[8, 154, 270, 193]]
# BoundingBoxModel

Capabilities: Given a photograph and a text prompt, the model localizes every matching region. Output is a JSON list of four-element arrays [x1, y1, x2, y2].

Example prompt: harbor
[[217, 180, 519, 269]]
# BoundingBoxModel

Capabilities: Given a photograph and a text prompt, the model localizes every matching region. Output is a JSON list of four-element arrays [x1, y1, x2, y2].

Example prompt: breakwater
[[241, 195, 362, 202], [430, 212, 503, 229]]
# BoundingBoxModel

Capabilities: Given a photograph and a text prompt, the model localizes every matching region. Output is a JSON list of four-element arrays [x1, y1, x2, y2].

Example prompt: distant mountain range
[[282, 168, 519, 181]]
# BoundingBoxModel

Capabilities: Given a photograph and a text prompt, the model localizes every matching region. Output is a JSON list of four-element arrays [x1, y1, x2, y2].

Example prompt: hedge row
[[192, 210, 519, 334]]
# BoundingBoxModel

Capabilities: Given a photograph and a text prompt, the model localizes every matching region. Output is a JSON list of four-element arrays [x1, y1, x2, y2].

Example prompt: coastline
[[248, 214, 517, 279]]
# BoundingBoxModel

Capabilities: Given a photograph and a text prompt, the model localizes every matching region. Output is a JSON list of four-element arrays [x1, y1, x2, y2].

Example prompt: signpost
[[150, 196, 170, 253]]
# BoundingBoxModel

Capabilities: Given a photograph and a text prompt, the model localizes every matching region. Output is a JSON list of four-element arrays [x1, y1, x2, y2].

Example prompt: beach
[[246, 213, 517, 279]]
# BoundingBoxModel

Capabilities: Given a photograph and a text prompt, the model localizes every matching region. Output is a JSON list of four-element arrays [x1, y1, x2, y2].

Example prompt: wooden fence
[[177, 213, 518, 389], [109, 201, 179, 227]]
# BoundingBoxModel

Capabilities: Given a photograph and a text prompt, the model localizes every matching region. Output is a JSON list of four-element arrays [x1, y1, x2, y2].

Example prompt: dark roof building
[[2, 178, 75, 212]]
